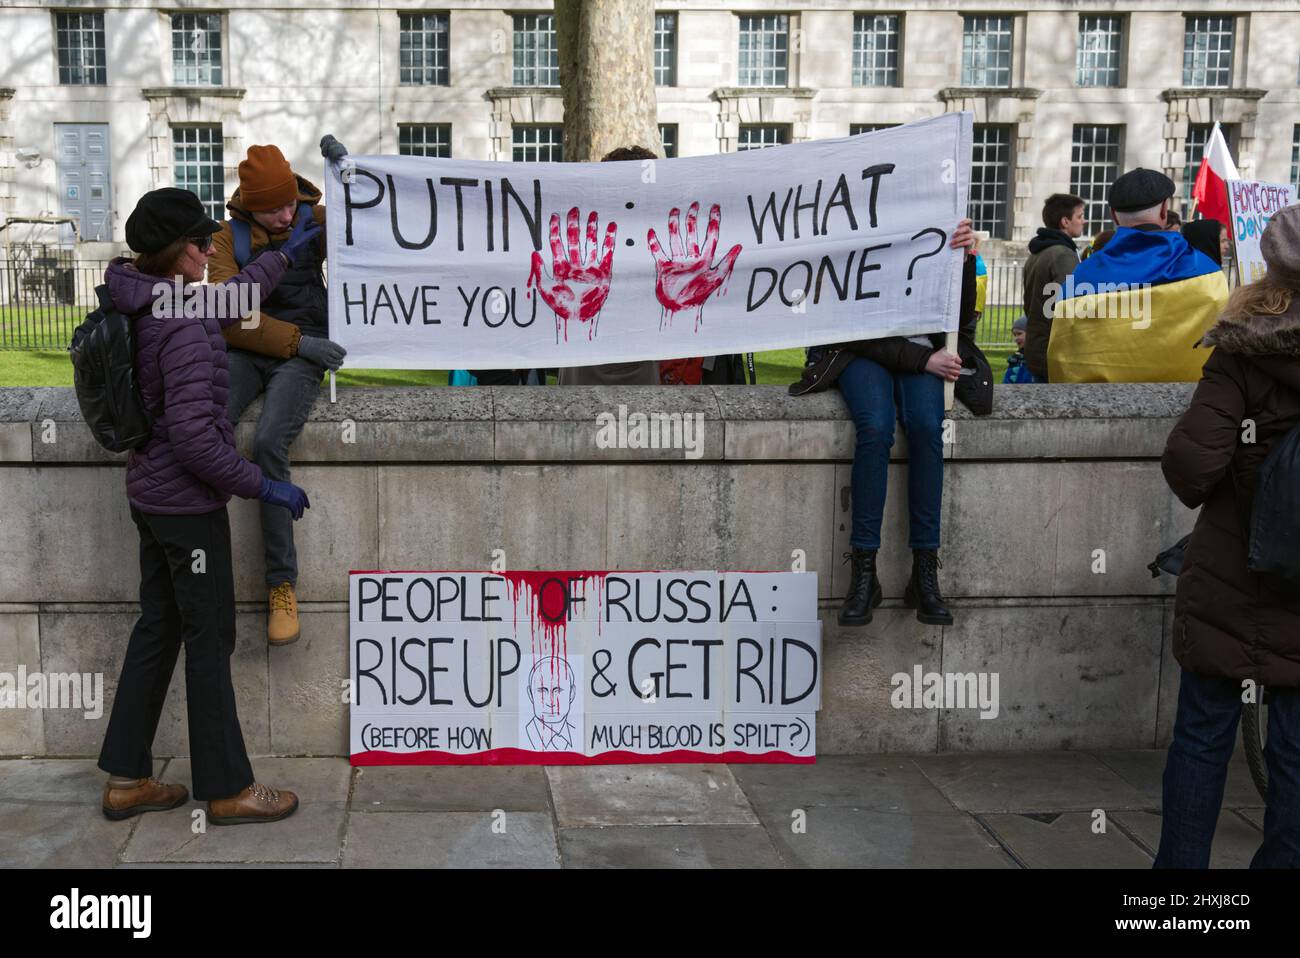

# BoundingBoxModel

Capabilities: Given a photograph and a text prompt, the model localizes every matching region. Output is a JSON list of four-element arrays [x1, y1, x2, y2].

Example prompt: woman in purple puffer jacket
[[97, 188, 315, 826]]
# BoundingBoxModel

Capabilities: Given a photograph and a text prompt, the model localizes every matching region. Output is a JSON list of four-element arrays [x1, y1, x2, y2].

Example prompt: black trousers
[[98, 506, 254, 801]]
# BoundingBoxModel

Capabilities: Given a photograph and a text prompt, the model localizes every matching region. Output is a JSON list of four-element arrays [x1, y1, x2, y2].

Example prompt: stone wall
[[0, 382, 1198, 758]]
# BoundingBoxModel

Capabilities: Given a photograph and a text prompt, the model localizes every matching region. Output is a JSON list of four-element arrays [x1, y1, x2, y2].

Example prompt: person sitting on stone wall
[[208, 140, 349, 647], [789, 219, 978, 629]]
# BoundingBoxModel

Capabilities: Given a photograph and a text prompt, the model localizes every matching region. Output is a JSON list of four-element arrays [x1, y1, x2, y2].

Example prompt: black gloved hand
[[320, 135, 349, 163], [296, 335, 347, 371], [278, 212, 322, 265]]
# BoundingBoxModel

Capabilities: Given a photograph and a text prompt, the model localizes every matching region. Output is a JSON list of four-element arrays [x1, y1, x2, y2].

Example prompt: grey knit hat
[[1261, 204, 1300, 290]]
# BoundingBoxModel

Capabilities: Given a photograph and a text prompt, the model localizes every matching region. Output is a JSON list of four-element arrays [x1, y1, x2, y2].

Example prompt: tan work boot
[[102, 776, 189, 821], [268, 582, 300, 646], [208, 782, 299, 825]]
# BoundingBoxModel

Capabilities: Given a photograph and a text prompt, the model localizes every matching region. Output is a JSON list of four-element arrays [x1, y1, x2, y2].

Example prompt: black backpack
[[68, 285, 159, 453], [1245, 420, 1300, 594]]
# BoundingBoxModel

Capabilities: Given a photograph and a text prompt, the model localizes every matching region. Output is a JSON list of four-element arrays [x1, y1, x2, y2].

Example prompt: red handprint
[[647, 202, 743, 332], [526, 207, 618, 342]]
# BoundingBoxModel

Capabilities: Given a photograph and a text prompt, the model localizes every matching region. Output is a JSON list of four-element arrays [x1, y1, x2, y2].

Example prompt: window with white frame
[[1071, 125, 1122, 233], [1077, 15, 1121, 87], [512, 125, 563, 162], [852, 14, 900, 87], [56, 12, 106, 85], [173, 126, 225, 222], [172, 13, 222, 86], [399, 124, 451, 158], [399, 13, 449, 86], [659, 124, 677, 159], [655, 13, 677, 87], [962, 16, 1013, 88], [1292, 125, 1300, 189], [737, 125, 789, 151], [969, 125, 1011, 238], [738, 14, 788, 87], [513, 13, 559, 86], [850, 123, 900, 135], [1183, 16, 1234, 88]]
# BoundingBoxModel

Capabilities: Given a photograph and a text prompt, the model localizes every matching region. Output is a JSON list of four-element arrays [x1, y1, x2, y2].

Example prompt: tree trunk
[[554, 0, 662, 162]]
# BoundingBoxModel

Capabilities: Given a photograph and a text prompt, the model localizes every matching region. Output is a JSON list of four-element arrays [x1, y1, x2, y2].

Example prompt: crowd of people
[[86, 135, 1298, 867]]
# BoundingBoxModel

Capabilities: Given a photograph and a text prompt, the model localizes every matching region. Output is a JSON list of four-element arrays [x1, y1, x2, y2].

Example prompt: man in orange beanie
[[209, 141, 347, 646]]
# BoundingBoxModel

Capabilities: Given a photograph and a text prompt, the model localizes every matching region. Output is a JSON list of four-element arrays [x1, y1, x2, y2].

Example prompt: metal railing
[[0, 255, 111, 350]]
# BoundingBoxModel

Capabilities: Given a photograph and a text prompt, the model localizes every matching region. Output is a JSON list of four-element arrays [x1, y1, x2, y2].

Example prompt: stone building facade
[[1, 1, 1297, 259]]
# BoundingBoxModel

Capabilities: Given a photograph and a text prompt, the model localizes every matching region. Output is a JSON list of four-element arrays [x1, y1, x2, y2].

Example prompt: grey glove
[[296, 335, 347, 371], [320, 134, 349, 163]]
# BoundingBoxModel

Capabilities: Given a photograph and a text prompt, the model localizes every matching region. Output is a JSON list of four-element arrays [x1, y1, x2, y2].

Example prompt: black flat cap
[[125, 187, 222, 254], [1107, 168, 1175, 213]]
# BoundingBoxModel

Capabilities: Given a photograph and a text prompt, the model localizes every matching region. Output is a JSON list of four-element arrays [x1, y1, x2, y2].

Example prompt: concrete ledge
[[0, 382, 1198, 756], [0, 383, 1195, 464]]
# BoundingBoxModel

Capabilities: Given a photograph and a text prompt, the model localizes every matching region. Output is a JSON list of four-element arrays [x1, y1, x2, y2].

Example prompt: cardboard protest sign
[[1227, 179, 1296, 284], [324, 113, 972, 368], [348, 571, 821, 764]]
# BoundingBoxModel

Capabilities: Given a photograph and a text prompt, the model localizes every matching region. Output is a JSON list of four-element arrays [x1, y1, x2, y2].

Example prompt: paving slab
[[0, 758, 165, 868], [1111, 810, 1263, 869], [350, 764, 551, 812], [342, 811, 559, 868], [912, 752, 1149, 813], [759, 805, 1017, 868], [546, 764, 758, 827], [980, 812, 1153, 868], [733, 755, 959, 815], [1092, 749, 1266, 809], [120, 757, 350, 864], [558, 825, 784, 868]]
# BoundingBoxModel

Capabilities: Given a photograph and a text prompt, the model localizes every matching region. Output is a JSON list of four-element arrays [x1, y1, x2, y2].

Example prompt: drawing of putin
[[524, 657, 577, 751]]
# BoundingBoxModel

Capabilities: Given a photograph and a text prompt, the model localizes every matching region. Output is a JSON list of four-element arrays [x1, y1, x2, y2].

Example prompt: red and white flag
[[1192, 123, 1239, 224]]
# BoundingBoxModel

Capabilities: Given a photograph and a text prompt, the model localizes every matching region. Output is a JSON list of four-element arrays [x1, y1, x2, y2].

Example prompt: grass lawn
[[1, 344, 1018, 389]]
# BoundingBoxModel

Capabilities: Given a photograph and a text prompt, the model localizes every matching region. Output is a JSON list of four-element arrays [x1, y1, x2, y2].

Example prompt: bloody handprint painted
[[526, 206, 618, 342], [647, 201, 743, 332]]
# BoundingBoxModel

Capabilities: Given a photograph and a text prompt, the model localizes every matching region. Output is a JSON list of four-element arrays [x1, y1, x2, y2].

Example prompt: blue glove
[[320, 135, 349, 163], [278, 212, 322, 265], [260, 478, 310, 520]]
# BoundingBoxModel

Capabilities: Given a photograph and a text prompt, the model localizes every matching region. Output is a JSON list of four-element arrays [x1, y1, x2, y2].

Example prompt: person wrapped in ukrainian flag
[[1047, 169, 1228, 383]]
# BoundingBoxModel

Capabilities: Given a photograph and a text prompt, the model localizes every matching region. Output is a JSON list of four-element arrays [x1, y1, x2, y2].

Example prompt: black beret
[[1107, 168, 1175, 213], [125, 187, 222, 254]]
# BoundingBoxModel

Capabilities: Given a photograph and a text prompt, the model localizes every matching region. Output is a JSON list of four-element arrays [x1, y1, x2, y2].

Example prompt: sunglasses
[[188, 234, 214, 253]]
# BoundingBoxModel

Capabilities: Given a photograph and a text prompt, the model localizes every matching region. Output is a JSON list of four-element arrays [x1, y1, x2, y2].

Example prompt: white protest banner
[[1227, 179, 1297, 284], [348, 571, 820, 764], [325, 113, 972, 368]]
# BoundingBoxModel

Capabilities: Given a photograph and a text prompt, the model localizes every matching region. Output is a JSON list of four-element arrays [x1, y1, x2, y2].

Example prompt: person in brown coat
[[1156, 204, 1300, 869]]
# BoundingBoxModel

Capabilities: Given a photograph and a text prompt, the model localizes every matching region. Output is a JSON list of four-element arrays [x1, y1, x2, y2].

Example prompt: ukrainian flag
[[1047, 228, 1228, 383]]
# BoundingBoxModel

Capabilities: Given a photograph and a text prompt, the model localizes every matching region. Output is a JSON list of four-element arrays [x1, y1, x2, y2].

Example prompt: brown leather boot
[[101, 776, 189, 821], [267, 582, 300, 646], [208, 782, 299, 825]]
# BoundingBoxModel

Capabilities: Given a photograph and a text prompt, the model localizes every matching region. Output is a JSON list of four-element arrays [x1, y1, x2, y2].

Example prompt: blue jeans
[[836, 355, 944, 551], [1155, 668, 1300, 868], [226, 350, 323, 588]]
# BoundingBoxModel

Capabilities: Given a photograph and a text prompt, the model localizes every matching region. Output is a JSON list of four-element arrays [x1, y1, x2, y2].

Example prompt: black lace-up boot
[[904, 549, 953, 625], [839, 548, 883, 626]]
